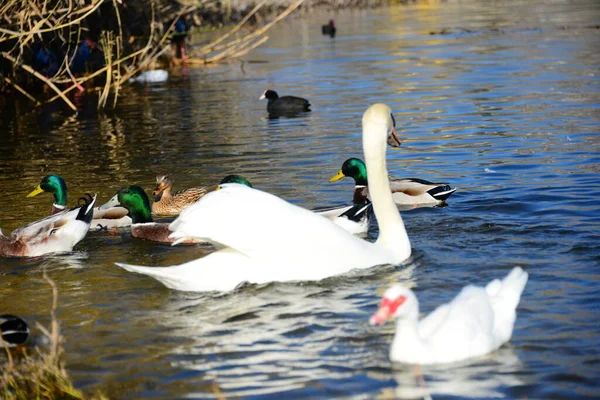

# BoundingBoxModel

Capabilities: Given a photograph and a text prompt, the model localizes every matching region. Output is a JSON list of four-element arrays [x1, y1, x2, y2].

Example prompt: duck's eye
[[391, 113, 396, 128]]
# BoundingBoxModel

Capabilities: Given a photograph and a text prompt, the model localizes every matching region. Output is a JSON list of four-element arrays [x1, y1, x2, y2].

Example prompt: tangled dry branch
[[0, 0, 304, 111]]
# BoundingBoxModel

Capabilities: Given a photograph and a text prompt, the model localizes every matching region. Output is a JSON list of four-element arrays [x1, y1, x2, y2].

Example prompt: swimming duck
[[370, 267, 528, 365], [219, 175, 253, 187], [259, 90, 311, 115], [322, 20, 336, 37], [27, 174, 131, 230], [152, 175, 212, 216], [330, 158, 457, 207], [101, 185, 205, 244], [116, 104, 410, 292], [0, 314, 30, 347], [1, 194, 96, 257]]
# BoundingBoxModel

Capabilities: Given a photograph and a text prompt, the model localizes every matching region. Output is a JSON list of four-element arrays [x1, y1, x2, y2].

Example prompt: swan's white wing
[[166, 184, 395, 282], [170, 184, 366, 258]]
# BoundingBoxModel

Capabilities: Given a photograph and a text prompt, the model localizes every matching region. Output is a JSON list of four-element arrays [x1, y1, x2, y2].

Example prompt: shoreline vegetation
[[2, 0, 387, 112], [1, 271, 107, 400]]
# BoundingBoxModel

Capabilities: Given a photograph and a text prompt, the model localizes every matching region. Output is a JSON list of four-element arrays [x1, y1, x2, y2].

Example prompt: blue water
[[1, 0, 599, 398]]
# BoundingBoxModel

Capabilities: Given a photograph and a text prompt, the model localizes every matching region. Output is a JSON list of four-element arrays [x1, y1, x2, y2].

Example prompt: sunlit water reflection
[[1, 0, 599, 398]]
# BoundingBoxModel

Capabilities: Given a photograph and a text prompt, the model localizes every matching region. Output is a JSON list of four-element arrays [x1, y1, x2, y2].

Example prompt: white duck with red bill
[[370, 267, 528, 365]]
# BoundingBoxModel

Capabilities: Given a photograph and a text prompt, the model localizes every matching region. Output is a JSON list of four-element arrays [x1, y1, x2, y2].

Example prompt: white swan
[[116, 104, 411, 292], [370, 267, 528, 365]]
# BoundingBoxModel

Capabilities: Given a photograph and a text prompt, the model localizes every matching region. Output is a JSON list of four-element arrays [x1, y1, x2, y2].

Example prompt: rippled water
[[1, 0, 600, 398]]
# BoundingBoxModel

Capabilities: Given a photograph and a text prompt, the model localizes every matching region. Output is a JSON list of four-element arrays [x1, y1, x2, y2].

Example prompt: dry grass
[[0, 0, 305, 111], [1, 270, 107, 400]]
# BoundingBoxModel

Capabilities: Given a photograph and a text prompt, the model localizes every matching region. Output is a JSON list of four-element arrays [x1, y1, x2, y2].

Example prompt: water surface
[[1, 0, 599, 398]]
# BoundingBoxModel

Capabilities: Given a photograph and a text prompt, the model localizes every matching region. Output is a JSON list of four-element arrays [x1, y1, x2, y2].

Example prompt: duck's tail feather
[[75, 194, 97, 223], [429, 185, 457, 201], [487, 267, 528, 344], [340, 202, 372, 223]]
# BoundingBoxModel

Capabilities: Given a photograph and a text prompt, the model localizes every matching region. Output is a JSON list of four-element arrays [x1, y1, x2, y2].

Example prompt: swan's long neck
[[362, 123, 411, 257]]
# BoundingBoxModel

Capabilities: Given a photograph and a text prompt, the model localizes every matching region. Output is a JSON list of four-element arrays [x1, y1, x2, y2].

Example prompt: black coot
[[260, 90, 311, 115], [322, 20, 336, 37]]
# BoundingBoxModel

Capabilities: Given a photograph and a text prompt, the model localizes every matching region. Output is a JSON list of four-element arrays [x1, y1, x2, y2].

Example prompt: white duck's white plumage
[[370, 267, 528, 365], [116, 104, 411, 292]]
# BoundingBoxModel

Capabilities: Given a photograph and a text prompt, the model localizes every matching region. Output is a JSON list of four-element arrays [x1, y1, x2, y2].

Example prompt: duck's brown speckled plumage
[[152, 175, 213, 216]]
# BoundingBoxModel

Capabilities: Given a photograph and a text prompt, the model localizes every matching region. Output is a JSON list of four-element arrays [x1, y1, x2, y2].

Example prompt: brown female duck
[[152, 175, 212, 216]]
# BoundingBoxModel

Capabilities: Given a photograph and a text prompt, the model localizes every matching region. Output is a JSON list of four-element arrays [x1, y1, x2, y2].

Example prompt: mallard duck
[[223, 174, 370, 235], [370, 267, 528, 364], [219, 175, 253, 187], [259, 90, 311, 115], [101, 185, 205, 244], [330, 158, 457, 207], [27, 174, 131, 230], [152, 175, 211, 216], [1, 194, 96, 257], [116, 104, 410, 292], [0, 314, 30, 347]]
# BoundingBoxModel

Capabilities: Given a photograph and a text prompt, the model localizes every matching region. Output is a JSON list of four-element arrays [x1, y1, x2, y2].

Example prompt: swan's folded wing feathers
[[169, 184, 371, 261]]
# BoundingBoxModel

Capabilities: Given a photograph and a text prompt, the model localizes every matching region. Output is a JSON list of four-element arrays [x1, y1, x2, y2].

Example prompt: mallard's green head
[[27, 174, 68, 206], [220, 175, 253, 188], [106, 185, 153, 224], [329, 158, 368, 186]]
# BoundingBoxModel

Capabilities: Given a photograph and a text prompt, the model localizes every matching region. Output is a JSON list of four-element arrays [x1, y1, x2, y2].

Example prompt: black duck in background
[[322, 20, 336, 37], [259, 90, 311, 116]]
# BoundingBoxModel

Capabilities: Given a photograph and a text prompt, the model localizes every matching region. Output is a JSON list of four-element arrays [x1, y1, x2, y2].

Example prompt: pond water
[[1, 0, 600, 398]]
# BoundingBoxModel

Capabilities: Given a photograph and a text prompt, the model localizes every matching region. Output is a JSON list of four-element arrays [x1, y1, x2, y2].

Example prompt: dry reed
[[0, 0, 305, 111], [1, 270, 108, 400]]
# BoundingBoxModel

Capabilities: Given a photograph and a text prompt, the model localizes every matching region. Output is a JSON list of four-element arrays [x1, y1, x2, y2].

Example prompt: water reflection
[[377, 347, 524, 399]]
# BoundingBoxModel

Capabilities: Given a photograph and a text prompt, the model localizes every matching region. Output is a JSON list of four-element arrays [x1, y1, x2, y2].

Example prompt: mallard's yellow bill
[[27, 185, 44, 198], [329, 170, 346, 183]]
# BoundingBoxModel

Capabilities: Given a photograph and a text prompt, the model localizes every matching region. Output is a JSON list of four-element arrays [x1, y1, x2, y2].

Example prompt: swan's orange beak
[[387, 127, 401, 148]]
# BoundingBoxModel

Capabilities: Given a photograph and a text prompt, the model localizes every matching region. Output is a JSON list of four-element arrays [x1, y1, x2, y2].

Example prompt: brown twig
[[2, 76, 42, 104], [194, 0, 268, 55], [0, 0, 105, 43]]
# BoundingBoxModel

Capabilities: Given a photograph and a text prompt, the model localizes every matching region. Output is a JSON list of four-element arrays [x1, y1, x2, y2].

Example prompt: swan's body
[[313, 203, 372, 235], [370, 267, 528, 365], [116, 104, 411, 292], [223, 175, 371, 235], [0, 195, 96, 257]]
